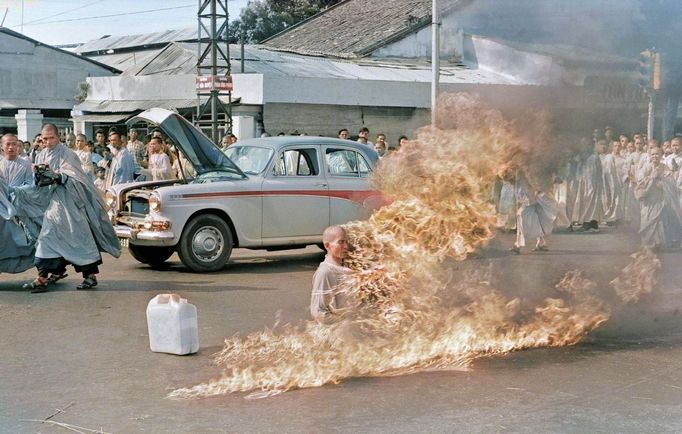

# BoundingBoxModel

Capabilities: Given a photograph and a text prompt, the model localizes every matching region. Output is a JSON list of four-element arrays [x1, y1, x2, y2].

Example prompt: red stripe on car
[[180, 190, 383, 204]]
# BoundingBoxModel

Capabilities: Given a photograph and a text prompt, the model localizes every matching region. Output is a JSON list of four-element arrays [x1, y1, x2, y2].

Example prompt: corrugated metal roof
[[75, 99, 197, 112], [71, 114, 132, 123], [0, 27, 120, 73], [87, 49, 165, 72], [74, 97, 238, 113], [122, 43, 204, 76], [125, 42, 518, 85], [75, 27, 197, 55]]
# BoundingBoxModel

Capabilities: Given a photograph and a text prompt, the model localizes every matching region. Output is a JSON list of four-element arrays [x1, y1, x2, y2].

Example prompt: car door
[[323, 146, 378, 225], [261, 145, 330, 240]]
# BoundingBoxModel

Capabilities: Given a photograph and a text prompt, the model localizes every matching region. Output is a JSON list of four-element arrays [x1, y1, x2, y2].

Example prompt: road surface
[[1, 227, 681, 433]]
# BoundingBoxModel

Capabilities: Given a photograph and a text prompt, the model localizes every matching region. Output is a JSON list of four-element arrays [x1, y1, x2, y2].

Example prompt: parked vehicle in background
[[108, 108, 383, 272]]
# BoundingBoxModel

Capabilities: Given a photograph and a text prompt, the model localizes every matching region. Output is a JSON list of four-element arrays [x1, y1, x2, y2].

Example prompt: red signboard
[[195, 75, 233, 91]]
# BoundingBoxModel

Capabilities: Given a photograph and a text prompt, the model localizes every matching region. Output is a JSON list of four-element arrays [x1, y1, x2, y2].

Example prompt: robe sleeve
[[635, 166, 658, 200], [151, 154, 172, 180]]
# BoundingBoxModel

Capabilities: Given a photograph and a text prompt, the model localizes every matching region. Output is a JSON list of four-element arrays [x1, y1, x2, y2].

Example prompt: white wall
[[373, 26, 463, 59], [84, 73, 265, 105], [373, 0, 641, 61]]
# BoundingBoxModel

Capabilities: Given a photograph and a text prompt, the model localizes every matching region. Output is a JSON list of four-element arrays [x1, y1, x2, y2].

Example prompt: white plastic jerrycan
[[146, 294, 199, 355]]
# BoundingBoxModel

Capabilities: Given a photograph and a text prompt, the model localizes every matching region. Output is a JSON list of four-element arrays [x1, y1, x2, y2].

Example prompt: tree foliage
[[227, 0, 343, 43]]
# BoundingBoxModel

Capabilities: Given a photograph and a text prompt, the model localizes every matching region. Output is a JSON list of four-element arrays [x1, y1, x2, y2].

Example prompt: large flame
[[169, 93, 658, 399]]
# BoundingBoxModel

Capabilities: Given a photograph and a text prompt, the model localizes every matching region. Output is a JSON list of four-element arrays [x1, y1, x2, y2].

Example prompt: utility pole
[[196, 0, 232, 144], [639, 49, 663, 141], [647, 93, 655, 141], [431, 0, 440, 128]]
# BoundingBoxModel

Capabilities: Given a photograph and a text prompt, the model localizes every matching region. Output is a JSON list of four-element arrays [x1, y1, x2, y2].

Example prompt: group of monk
[[498, 126, 682, 252]]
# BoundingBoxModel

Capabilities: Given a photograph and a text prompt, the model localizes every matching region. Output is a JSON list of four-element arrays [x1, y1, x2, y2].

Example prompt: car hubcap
[[191, 226, 224, 262]]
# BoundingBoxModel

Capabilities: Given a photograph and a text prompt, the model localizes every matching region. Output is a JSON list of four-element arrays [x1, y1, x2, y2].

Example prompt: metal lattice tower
[[196, 0, 232, 144]]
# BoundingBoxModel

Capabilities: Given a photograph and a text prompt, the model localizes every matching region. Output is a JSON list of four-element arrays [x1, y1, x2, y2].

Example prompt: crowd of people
[[8, 127, 188, 194], [333, 127, 408, 157], [2, 120, 680, 309], [0, 122, 404, 294], [496, 127, 682, 253]]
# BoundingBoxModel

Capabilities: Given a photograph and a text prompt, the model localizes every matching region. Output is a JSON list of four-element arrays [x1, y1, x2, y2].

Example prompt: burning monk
[[21, 123, 121, 293], [635, 146, 682, 249], [508, 169, 558, 254], [310, 225, 350, 320]]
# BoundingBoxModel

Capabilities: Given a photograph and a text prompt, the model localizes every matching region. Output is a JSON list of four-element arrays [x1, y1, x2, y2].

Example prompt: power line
[[9, 4, 195, 27], [21, 0, 107, 26]]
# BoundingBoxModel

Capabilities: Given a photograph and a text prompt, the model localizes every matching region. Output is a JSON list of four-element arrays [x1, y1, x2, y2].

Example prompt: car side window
[[357, 153, 371, 178], [272, 149, 317, 176], [325, 149, 371, 177]]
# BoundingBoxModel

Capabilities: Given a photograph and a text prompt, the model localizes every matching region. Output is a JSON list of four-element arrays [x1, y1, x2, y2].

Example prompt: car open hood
[[127, 108, 245, 178]]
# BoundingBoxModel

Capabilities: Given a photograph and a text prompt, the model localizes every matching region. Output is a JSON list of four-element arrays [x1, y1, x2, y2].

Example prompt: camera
[[34, 164, 62, 187]]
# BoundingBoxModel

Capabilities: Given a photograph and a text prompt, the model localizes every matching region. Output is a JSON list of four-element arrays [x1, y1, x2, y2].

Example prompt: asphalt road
[[1, 228, 682, 433]]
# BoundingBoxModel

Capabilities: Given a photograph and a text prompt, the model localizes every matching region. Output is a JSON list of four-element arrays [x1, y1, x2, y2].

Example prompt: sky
[[0, 0, 249, 46]]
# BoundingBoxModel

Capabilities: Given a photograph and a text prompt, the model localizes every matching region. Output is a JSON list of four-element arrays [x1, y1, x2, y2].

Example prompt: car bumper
[[115, 225, 176, 245]]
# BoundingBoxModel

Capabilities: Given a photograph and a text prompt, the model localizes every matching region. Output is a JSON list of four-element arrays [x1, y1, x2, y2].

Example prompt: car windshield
[[158, 114, 245, 179], [225, 146, 274, 174]]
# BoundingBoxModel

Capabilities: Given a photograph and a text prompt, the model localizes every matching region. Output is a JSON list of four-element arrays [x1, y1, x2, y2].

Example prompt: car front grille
[[123, 196, 149, 217]]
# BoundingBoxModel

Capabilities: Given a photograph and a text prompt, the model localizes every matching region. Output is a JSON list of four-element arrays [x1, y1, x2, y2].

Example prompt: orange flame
[[610, 248, 660, 303], [169, 93, 657, 399]]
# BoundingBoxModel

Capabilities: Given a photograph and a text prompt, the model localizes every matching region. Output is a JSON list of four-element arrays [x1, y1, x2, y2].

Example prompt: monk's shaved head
[[322, 225, 346, 244]]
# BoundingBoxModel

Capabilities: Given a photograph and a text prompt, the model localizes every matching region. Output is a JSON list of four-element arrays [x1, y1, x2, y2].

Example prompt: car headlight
[[149, 192, 161, 213], [105, 190, 117, 208]]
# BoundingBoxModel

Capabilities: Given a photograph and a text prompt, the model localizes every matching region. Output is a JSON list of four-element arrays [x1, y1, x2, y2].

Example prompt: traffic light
[[637, 49, 663, 92], [637, 49, 653, 93]]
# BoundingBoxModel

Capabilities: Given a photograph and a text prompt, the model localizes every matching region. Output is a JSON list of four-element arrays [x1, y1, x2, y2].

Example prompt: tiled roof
[[261, 0, 471, 58]]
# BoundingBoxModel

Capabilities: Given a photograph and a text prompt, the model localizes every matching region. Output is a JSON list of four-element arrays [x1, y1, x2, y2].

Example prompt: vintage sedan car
[[108, 108, 382, 272]]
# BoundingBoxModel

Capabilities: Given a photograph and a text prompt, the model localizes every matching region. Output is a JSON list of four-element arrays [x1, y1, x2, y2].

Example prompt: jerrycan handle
[[154, 293, 182, 305]]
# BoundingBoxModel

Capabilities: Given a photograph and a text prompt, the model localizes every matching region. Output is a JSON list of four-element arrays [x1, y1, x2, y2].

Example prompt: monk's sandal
[[23, 277, 48, 293], [46, 273, 68, 285], [77, 276, 98, 290]]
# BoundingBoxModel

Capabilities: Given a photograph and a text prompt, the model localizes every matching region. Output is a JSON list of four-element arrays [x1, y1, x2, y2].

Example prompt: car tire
[[128, 244, 175, 267], [177, 214, 233, 272]]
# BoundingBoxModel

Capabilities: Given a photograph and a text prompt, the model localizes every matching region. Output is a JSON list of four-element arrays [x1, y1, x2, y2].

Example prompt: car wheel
[[177, 214, 233, 272], [128, 244, 175, 267]]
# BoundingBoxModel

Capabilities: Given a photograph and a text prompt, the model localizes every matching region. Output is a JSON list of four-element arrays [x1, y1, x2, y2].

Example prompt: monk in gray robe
[[599, 140, 624, 225], [623, 141, 642, 228], [635, 147, 682, 249], [0, 134, 33, 187], [570, 140, 603, 232], [509, 170, 557, 254], [21, 123, 120, 293]]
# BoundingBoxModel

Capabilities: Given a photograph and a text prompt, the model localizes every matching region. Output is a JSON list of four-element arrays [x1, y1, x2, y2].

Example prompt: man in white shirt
[[106, 130, 135, 187], [357, 127, 373, 147], [664, 136, 682, 172], [147, 136, 173, 181]]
